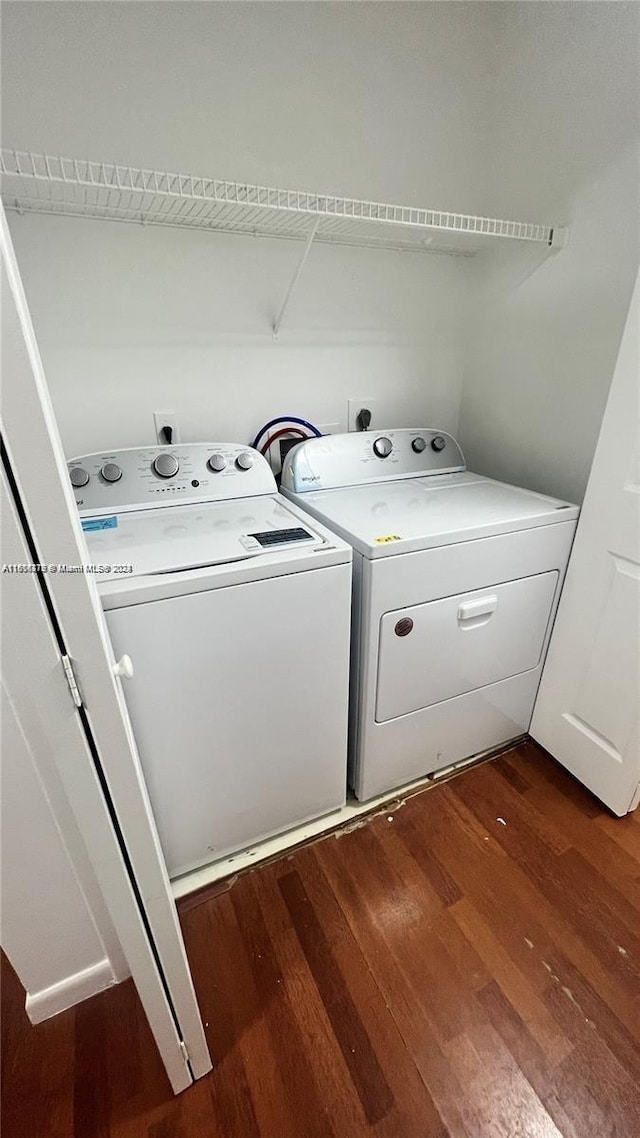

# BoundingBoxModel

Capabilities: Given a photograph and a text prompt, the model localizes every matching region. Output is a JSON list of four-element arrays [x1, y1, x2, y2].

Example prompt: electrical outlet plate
[[153, 410, 180, 446], [348, 399, 379, 432]]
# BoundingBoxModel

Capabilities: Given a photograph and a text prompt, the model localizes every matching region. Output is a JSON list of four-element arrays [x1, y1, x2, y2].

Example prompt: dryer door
[[375, 571, 559, 722]]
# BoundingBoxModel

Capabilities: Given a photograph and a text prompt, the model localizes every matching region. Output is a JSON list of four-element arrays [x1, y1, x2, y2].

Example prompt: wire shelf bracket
[[272, 217, 320, 340]]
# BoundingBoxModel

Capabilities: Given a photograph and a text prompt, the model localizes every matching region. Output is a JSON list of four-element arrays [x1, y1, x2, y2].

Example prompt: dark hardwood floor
[[3, 741, 640, 1137]]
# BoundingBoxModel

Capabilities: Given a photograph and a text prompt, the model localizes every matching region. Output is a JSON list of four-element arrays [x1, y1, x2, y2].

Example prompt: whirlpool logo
[[301, 474, 320, 483]]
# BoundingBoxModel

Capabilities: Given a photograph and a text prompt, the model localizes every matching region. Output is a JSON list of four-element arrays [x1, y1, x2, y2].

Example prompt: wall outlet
[[153, 410, 180, 446], [348, 398, 379, 432]]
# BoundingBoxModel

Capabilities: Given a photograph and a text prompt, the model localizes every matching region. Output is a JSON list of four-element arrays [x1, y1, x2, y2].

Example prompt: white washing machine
[[68, 442, 352, 877], [281, 429, 579, 801]]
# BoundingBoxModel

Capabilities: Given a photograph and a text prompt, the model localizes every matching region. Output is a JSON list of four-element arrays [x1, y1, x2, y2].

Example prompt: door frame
[[1, 204, 211, 1093]]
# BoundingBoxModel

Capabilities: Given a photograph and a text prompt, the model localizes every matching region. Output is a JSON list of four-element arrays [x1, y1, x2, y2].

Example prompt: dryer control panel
[[68, 444, 277, 516], [281, 429, 466, 493]]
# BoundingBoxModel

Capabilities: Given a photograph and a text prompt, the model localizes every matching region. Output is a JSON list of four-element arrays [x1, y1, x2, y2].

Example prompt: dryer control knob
[[236, 451, 255, 471], [411, 437, 427, 453], [431, 436, 446, 452], [101, 462, 122, 483], [70, 466, 90, 488], [208, 454, 227, 473], [153, 453, 180, 478], [373, 436, 393, 459]]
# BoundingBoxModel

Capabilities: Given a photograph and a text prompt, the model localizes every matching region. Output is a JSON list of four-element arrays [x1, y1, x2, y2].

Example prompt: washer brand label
[[82, 516, 118, 532], [375, 534, 402, 544]]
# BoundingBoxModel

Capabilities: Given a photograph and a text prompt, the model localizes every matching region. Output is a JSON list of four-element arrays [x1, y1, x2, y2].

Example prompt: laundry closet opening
[[1, 8, 638, 1130]]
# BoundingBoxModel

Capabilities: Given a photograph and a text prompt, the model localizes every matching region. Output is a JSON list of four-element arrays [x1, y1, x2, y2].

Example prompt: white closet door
[[1, 205, 211, 1092], [531, 272, 640, 816]]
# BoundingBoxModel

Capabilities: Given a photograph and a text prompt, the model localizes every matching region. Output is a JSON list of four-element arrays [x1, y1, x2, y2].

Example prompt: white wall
[[1, 1, 492, 456], [458, 3, 639, 504], [1, 2, 494, 209], [1, 684, 123, 1020], [2, 3, 637, 482], [1, 472, 128, 1020], [5, 215, 470, 456]]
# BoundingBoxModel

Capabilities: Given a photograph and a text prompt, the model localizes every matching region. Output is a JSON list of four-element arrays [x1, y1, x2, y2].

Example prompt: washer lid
[[288, 472, 579, 557], [80, 495, 328, 579]]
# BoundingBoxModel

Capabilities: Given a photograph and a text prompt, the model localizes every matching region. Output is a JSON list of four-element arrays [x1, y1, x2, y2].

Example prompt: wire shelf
[[0, 149, 557, 256]]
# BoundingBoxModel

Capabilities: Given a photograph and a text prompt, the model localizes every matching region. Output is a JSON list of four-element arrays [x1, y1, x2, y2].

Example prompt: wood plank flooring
[[3, 741, 640, 1137]]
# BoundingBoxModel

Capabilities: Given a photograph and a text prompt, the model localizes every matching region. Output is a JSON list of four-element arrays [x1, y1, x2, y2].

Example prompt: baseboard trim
[[25, 957, 117, 1024]]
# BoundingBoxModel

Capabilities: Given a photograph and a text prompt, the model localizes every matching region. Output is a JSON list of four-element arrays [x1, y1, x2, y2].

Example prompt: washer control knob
[[69, 466, 90, 488], [208, 453, 227, 473], [431, 435, 446, 452], [153, 453, 180, 479], [101, 462, 123, 483], [373, 436, 393, 459], [411, 437, 427, 453], [236, 451, 255, 471]]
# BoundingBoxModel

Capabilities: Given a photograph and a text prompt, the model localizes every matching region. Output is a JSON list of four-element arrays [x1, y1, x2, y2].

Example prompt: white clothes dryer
[[69, 442, 352, 877], [281, 429, 579, 801]]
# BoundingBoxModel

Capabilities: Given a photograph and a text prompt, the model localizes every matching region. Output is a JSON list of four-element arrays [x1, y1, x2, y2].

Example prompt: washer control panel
[[281, 429, 466, 493], [68, 444, 277, 517]]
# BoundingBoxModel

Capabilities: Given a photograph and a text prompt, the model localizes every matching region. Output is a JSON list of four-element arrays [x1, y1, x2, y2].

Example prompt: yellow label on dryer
[[375, 534, 402, 544]]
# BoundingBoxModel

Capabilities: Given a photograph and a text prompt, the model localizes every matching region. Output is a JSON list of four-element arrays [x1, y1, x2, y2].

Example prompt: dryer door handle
[[457, 595, 498, 622]]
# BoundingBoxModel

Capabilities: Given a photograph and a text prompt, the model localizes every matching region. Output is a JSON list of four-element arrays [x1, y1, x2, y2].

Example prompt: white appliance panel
[[365, 523, 576, 613], [281, 428, 465, 491], [286, 474, 577, 558], [347, 523, 575, 799], [70, 442, 276, 515], [98, 495, 350, 607], [356, 671, 541, 802], [375, 571, 558, 722], [84, 496, 324, 580], [285, 430, 579, 800], [106, 564, 351, 877]]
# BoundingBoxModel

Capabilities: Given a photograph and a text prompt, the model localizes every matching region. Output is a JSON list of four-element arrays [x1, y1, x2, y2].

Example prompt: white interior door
[[531, 271, 640, 816], [0, 205, 211, 1092]]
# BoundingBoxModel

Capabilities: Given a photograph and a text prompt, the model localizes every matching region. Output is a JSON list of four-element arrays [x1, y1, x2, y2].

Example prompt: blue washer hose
[[251, 415, 323, 450]]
